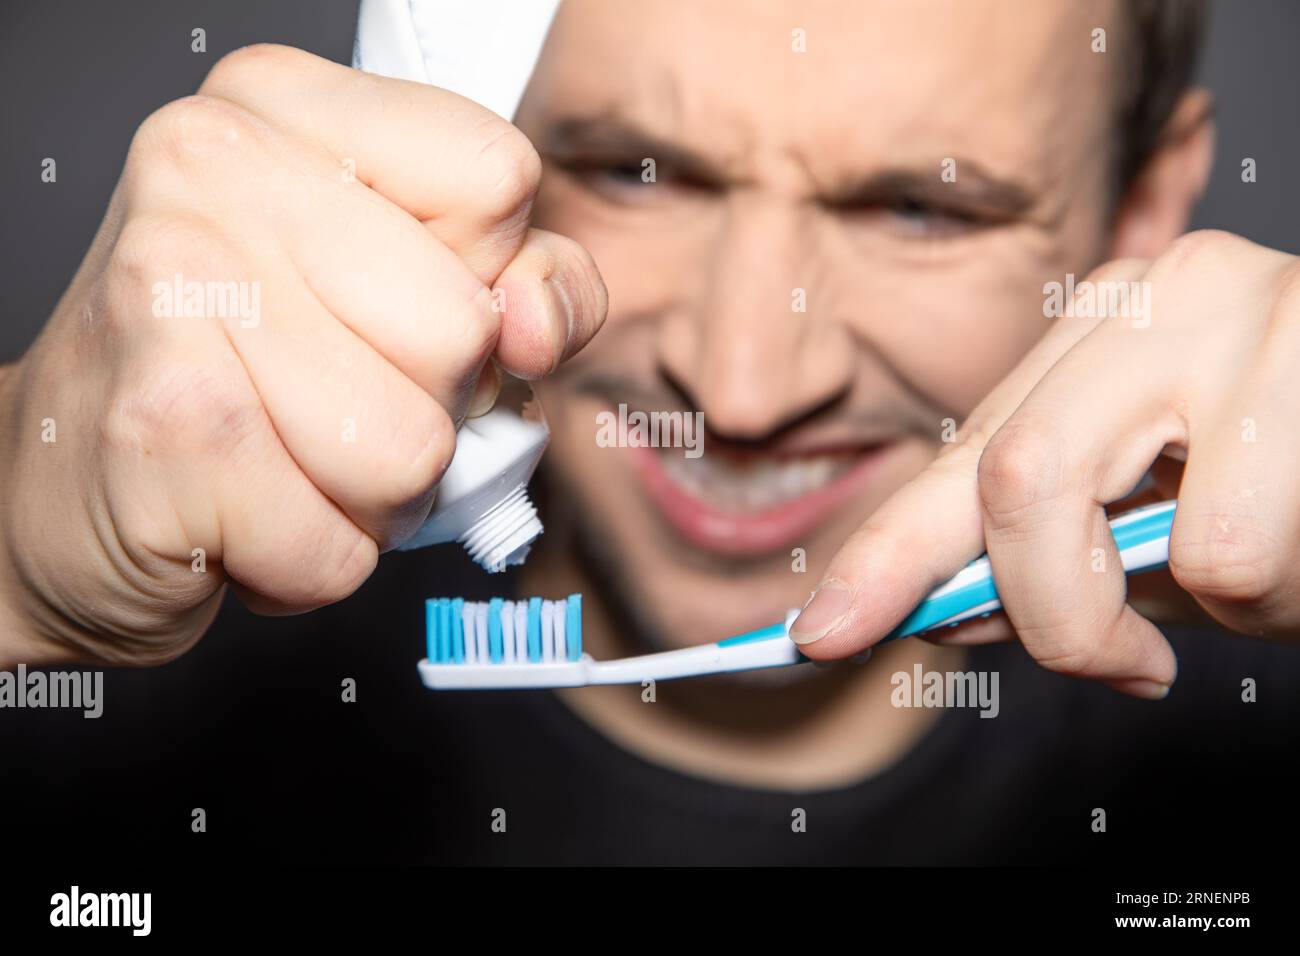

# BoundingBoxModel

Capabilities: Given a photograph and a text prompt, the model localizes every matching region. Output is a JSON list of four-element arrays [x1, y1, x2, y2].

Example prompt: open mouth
[[628, 438, 896, 557]]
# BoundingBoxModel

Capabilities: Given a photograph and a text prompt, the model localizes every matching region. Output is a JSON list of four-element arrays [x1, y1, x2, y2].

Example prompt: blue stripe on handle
[[1111, 501, 1176, 566], [887, 500, 1178, 640], [714, 501, 1179, 648], [887, 577, 997, 639], [717, 622, 787, 647]]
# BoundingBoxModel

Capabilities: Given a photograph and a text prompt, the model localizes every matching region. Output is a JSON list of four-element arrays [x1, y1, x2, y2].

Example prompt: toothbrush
[[419, 499, 1178, 689]]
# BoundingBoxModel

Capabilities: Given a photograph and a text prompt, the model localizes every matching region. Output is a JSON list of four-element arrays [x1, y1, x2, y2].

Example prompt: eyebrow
[[540, 117, 730, 187], [823, 166, 1036, 219], [539, 117, 1038, 218]]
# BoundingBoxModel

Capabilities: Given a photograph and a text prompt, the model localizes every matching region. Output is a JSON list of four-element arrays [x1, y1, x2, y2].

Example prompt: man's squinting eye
[[846, 196, 992, 240], [549, 151, 1006, 239], [550, 155, 687, 203]]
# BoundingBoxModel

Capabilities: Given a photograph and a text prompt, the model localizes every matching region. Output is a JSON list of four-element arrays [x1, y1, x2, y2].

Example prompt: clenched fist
[[0, 45, 606, 667]]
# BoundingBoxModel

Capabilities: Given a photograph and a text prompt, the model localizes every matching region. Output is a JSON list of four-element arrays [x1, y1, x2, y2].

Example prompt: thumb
[[789, 441, 987, 658]]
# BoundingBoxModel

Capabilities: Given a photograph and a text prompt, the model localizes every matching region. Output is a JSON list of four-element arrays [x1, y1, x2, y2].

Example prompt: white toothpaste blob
[[398, 380, 550, 572]]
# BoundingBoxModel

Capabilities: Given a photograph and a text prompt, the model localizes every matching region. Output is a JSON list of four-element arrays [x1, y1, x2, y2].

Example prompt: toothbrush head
[[421, 594, 589, 689], [419, 594, 804, 690]]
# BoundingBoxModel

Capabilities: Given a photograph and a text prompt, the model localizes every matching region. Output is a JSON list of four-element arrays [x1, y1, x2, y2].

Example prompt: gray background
[[0, 0, 1296, 364]]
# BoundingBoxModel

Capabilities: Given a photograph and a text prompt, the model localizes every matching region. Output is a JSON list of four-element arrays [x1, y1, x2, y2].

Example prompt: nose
[[657, 192, 854, 439]]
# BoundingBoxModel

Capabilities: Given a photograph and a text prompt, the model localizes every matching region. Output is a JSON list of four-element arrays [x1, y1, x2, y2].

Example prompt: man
[[2, 0, 1298, 864]]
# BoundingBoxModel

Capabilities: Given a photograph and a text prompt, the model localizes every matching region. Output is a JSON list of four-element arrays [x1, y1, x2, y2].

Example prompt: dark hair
[[1116, 0, 1210, 190]]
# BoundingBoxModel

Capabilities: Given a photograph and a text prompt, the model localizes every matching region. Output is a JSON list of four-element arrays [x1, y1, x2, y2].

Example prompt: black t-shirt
[[5, 545, 1299, 866]]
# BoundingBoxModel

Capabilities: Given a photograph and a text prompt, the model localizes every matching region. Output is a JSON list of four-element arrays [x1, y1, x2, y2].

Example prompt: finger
[[1170, 372, 1300, 635], [138, 94, 604, 417], [109, 208, 458, 549], [217, 451, 379, 616], [492, 228, 609, 379], [789, 268, 1130, 658], [199, 44, 540, 283], [268, 166, 505, 423], [130, 95, 511, 424], [234, 254, 459, 549], [976, 323, 1182, 696], [104, 331, 378, 620]]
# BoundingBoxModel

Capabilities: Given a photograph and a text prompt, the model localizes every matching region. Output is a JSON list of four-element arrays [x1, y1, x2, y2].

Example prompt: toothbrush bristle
[[425, 595, 582, 665]]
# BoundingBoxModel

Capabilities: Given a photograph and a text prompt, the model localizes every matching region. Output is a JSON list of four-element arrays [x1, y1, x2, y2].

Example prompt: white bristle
[[541, 601, 554, 663], [514, 602, 527, 660], [461, 602, 477, 665], [474, 603, 489, 662], [553, 602, 566, 661], [501, 601, 516, 663]]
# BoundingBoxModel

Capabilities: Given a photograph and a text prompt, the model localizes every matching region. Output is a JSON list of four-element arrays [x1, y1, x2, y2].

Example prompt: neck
[[520, 533, 966, 792]]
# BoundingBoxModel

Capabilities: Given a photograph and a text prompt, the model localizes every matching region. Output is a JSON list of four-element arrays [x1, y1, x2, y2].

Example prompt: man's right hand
[[0, 44, 607, 667]]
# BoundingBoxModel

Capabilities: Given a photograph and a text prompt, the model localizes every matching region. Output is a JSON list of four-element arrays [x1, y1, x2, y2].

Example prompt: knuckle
[[132, 95, 264, 172], [376, 400, 457, 511], [1169, 513, 1280, 604], [472, 121, 542, 222], [976, 422, 1063, 519], [1157, 229, 1245, 275], [109, 215, 213, 279], [104, 356, 265, 461], [1023, 625, 1103, 677], [201, 43, 307, 96], [105, 216, 237, 325], [1081, 256, 1149, 286], [301, 529, 378, 607], [827, 520, 915, 598], [842, 520, 902, 570]]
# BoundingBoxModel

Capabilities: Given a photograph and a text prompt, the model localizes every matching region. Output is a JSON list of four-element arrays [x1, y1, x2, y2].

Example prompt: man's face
[[515, 0, 1117, 649]]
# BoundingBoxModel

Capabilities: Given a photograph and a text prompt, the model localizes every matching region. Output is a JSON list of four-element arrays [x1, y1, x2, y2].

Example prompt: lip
[[628, 439, 896, 557]]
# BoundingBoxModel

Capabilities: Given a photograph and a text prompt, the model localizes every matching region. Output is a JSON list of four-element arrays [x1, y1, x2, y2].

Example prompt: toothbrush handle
[[885, 499, 1177, 640]]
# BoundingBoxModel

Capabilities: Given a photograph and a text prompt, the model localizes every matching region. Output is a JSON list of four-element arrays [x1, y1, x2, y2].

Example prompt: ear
[[1109, 88, 1216, 260]]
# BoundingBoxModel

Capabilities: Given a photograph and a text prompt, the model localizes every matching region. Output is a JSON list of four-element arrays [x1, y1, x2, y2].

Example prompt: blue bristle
[[425, 599, 437, 662], [566, 594, 582, 661], [451, 597, 465, 663], [437, 598, 451, 662], [527, 597, 542, 662], [488, 597, 504, 663]]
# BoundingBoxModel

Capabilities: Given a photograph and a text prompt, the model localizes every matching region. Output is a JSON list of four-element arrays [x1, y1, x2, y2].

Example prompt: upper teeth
[[658, 451, 853, 513]]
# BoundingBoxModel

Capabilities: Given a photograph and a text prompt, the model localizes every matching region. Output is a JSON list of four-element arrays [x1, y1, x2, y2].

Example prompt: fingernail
[[1108, 677, 1172, 700], [543, 274, 575, 373], [466, 363, 502, 418], [789, 580, 852, 645]]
